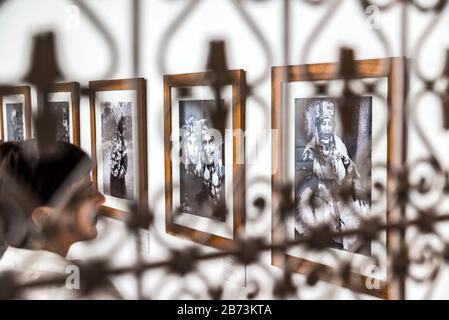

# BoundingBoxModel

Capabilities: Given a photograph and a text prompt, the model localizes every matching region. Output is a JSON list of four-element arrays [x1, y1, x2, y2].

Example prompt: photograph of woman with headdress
[[48, 102, 70, 143], [178, 100, 226, 221], [100, 101, 134, 201], [110, 116, 128, 198], [6, 103, 24, 142], [294, 98, 372, 255]]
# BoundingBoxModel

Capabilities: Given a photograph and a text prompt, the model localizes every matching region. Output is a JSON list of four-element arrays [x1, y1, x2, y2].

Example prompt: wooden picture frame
[[164, 70, 246, 250], [0, 85, 31, 143], [271, 58, 406, 299], [37, 82, 81, 146], [89, 78, 148, 220]]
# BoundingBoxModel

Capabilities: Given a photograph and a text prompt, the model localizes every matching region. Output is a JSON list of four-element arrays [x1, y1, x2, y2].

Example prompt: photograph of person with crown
[[100, 101, 134, 201], [294, 97, 372, 256], [178, 99, 226, 222]]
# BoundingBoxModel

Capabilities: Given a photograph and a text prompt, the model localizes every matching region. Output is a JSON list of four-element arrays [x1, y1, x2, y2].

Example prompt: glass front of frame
[[2, 94, 26, 142], [171, 85, 234, 239], [283, 78, 388, 282], [46, 92, 74, 143], [178, 99, 226, 222], [95, 90, 139, 212]]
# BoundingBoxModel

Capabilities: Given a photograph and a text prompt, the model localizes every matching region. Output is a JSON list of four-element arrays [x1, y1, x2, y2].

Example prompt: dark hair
[[0, 140, 93, 210], [117, 117, 125, 134]]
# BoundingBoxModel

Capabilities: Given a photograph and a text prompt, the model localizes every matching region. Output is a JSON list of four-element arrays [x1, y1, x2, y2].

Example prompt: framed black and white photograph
[[164, 70, 246, 249], [179, 99, 226, 221], [294, 96, 372, 255], [37, 82, 80, 145], [89, 78, 147, 219], [0, 86, 31, 143], [271, 58, 405, 299]]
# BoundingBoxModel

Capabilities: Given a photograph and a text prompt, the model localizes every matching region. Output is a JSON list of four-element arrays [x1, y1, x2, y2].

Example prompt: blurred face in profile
[[67, 176, 105, 240], [63, 175, 105, 241], [34, 175, 105, 245]]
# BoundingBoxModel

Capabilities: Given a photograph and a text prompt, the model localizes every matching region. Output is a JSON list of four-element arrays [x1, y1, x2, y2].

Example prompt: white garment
[[303, 135, 349, 184], [296, 135, 370, 251], [0, 247, 122, 300]]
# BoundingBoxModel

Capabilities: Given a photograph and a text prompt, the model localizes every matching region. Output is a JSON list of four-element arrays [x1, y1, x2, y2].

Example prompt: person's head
[[117, 117, 125, 135], [186, 134, 199, 164], [315, 100, 336, 141], [318, 117, 334, 140], [202, 130, 216, 165], [182, 117, 201, 166], [0, 140, 105, 255]]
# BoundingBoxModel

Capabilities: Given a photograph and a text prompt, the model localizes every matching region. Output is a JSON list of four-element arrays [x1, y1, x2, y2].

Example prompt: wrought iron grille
[[0, 0, 449, 300]]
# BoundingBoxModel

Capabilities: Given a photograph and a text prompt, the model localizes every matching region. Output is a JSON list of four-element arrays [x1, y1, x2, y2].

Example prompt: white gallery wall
[[0, 0, 449, 299]]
